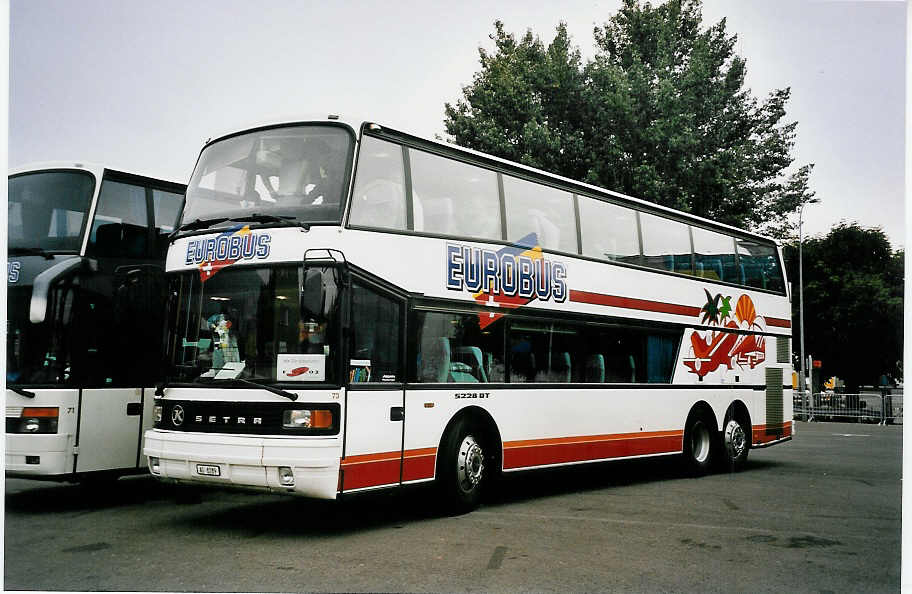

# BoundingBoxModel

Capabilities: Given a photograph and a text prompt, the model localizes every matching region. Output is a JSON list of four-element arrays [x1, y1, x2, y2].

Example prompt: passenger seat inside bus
[[453, 346, 488, 382], [550, 352, 571, 382], [584, 354, 606, 383]]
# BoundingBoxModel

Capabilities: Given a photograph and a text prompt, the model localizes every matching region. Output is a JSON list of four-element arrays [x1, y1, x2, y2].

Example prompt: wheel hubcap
[[724, 419, 747, 459], [457, 435, 484, 493]]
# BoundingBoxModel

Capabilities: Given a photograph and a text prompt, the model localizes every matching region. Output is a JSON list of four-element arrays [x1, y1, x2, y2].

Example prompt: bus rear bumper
[[143, 430, 340, 499], [5, 434, 72, 477]]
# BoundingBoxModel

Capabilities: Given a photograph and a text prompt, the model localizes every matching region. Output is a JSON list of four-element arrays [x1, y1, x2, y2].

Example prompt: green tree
[[444, 0, 815, 237], [783, 223, 904, 392]]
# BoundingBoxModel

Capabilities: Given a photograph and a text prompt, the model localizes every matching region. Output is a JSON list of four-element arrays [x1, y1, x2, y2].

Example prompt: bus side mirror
[[30, 258, 87, 324], [301, 268, 325, 320]]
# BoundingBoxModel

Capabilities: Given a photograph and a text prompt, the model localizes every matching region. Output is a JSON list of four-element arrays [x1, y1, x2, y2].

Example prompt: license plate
[[196, 464, 221, 477]]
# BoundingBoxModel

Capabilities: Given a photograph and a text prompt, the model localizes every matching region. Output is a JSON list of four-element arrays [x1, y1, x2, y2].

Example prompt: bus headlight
[[153, 405, 163, 425], [283, 408, 334, 429], [11, 407, 59, 434]]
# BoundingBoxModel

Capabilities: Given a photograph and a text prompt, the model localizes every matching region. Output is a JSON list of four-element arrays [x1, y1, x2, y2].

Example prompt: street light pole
[[797, 199, 817, 418]]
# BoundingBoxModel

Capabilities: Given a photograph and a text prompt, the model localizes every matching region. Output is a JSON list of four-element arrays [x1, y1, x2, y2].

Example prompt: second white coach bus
[[7, 163, 185, 481], [144, 116, 792, 512]]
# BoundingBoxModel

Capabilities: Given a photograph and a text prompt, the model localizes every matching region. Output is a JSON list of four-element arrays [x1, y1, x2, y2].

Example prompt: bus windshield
[[8, 170, 96, 253], [166, 265, 340, 385], [182, 125, 353, 227]]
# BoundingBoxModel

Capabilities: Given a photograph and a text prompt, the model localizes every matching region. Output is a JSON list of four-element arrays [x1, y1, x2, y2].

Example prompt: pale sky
[[8, 0, 907, 247]]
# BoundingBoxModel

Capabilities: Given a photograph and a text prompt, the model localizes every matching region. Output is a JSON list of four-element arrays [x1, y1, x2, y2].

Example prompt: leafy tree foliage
[[444, 0, 815, 237], [783, 224, 904, 391]]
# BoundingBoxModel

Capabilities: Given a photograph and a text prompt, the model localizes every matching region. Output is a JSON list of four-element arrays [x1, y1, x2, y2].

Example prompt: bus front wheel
[[438, 417, 487, 514]]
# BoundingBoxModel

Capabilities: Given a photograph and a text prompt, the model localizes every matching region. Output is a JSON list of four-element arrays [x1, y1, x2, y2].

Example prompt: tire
[[682, 412, 715, 475], [437, 417, 488, 514], [720, 414, 750, 472]]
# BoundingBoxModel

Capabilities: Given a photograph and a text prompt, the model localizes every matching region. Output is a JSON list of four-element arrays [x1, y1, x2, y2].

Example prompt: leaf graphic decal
[[700, 289, 722, 325]]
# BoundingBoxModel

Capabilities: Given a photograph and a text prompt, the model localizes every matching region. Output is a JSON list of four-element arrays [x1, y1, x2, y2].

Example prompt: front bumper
[[143, 429, 341, 498], [6, 434, 72, 477]]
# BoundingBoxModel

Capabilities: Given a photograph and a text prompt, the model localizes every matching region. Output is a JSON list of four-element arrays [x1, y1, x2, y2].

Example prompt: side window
[[578, 197, 641, 264], [639, 212, 692, 274], [503, 175, 576, 253], [575, 325, 676, 383], [692, 227, 738, 283], [414, 311, 504, 383], [408, 148, 501, 241], [153, 189, 183, 234], [508, 321, 577, 383], [349, 136, 407, 230], [736, 238, 785, 292], [153, 188, 184, 256], [349, 283, 401, 383], [579, 325, 644, 383], [87, 180, 149, 259]]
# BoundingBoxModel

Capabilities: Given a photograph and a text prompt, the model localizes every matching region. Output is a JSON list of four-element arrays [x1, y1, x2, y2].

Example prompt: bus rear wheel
[[720, 415, 750, 472], [682, 412, 715, 475], [438, 418, 487, 514]]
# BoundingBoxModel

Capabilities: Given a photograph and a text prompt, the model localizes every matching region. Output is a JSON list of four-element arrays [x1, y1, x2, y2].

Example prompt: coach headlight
[[283, 408, 334, 429], [15, 407, 58, 434], [153, 404, 163, 426]]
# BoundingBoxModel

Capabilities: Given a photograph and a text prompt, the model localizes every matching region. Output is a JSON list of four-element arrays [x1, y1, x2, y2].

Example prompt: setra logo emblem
[[171, 405, 185, 427]]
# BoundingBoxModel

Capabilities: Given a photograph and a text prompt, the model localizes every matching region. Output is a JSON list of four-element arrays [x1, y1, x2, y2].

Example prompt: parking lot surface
[[4, 421, 902, 592]]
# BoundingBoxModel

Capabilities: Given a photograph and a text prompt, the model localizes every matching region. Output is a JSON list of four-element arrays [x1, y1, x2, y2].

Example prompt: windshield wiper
[[192, 369, 298, 401], [9, 385, 36, 398], [231, 377, 298, 401], [228, 213, 310, 231], [9, 247, 54, 260], [169, 217, 231, 238], [205, 376, 298, 401]]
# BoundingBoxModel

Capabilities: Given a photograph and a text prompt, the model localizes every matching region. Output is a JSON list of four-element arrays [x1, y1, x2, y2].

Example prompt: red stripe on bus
[[402, 448, 437, 482], [752, 421, 792, 445], [502, 430, 683, 469], [764, 317, 792, 328], [340, 454, 399, 490], [340, 447, 437, 490], [569, 290, 702, 318]]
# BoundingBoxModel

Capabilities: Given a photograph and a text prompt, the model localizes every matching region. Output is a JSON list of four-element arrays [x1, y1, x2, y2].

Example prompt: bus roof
[[201, 115, 780, 245], [9, 161, 186, 188]]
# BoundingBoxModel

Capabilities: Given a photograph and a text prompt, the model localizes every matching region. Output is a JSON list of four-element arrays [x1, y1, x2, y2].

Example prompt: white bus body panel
[[6, 388, 79, 476], [342, 388, 405, 491], [75, 388, 146, 473]]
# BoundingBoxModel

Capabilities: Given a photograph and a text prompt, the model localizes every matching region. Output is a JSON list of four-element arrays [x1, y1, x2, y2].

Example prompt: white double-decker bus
[[7, 163, 185, 480], [144, 116, 792, 511]]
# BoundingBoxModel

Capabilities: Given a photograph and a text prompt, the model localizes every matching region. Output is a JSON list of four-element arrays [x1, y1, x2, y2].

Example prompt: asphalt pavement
[[4, 421, 902, 592]]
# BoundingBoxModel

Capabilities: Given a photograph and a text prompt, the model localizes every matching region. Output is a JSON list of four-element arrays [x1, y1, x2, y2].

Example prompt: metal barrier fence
[[793, 390, 903, 424]]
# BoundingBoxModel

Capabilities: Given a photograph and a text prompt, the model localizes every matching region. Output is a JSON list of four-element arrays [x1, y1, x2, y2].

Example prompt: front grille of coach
[[157, 400, 340, 436]]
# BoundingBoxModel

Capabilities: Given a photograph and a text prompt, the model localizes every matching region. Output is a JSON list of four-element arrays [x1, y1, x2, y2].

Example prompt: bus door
[[75, 387, 145, 472], [340, 281, 405, 492]]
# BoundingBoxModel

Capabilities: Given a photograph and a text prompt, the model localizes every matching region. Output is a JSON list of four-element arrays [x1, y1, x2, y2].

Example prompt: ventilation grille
[[766, 368, 784, 435], [776, 337, 791, 364]]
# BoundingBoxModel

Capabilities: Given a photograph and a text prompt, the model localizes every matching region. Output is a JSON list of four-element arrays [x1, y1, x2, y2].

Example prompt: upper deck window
[[183, 125, 353, 226], [640, 212, 692, 275], [692, 226, 738, 283], [409, 149, 501, 241], [503, 175, 576, 253], [8, 170, 95, 253], [736, 238, 785, 292], [349, 136, 408, 230], [578, 197, 640, 264]]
